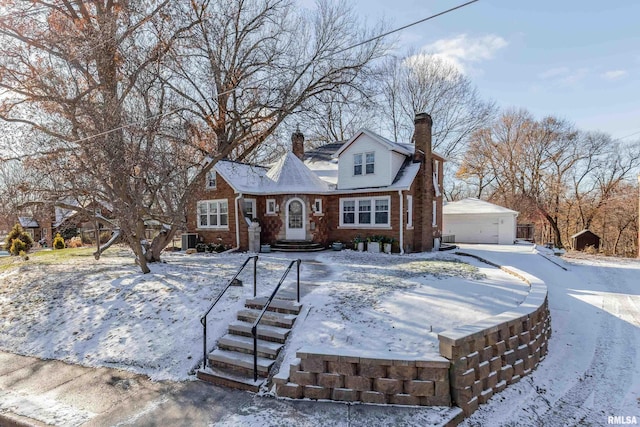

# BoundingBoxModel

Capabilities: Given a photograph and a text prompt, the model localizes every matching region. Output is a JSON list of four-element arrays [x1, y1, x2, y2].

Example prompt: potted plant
[[352, 236, 364, 251], [331, 241, 343, 251], [367, 235, 381, 253], [383, 237, 394, 254]]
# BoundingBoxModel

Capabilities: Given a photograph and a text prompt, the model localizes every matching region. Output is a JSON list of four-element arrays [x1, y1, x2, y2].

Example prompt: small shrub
[[5, 223, 33, 254], [19, 250, 29, 261], [10, 238, 27, 255], [53, 233, 66, 250], [67, 236, 83, 248]]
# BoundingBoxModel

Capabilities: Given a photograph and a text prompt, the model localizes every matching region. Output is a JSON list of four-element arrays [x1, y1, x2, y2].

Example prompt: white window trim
[[244, 198, 256, 220], [206, 170, 217, 189], [197, 199, 229, 229], [365, 151, 375, 175], [339, 196, 391, 228], [266, 198, 276, 214], [407, 195, 413, 229], [353, 153, 363, 176]]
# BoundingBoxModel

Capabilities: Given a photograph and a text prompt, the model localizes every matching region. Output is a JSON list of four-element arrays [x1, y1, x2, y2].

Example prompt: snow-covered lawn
[[0, 246, 530, 382]]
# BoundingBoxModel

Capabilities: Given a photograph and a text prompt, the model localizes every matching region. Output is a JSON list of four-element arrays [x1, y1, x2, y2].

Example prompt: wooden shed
[[571, 229, 601, 251]]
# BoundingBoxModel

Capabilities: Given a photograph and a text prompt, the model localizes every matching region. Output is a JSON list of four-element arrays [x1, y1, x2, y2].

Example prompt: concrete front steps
[[271, 240, 324, 252], [197, 297, 302, 392]]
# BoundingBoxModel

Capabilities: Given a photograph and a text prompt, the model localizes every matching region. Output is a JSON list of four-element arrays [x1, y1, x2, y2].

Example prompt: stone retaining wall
[[273, 349, 451, 406], [273, 253, 551, 421]]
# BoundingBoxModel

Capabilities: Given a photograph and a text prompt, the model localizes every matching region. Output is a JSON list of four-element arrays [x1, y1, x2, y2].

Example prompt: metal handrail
[[200, 255, 258, 370], [250, 259, 301, 381]]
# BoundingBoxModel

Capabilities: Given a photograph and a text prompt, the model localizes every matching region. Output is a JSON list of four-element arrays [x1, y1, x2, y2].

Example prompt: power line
[[334, 0, 479, 56], [1, 0, 480, 156]]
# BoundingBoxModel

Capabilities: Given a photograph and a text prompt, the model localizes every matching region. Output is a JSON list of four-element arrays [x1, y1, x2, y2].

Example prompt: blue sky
[[346, 0, 639, 141]]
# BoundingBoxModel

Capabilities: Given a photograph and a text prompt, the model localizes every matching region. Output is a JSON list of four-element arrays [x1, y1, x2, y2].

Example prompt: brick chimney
[[413, 113, 434, 252], [292, 126, 304, 160]]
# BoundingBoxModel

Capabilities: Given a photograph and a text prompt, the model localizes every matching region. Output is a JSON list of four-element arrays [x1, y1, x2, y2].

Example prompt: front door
[[285, 198, 306, 240]]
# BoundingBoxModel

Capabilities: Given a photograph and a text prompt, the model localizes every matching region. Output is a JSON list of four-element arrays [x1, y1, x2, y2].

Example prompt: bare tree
[[377, 53, 495, 160], [458, 108, 640, 252], [0, 0, 386, 272]]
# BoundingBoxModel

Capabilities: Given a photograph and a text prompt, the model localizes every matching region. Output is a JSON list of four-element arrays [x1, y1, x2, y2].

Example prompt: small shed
[[443, 198, 519, 245], [571, 229, 601, 251]]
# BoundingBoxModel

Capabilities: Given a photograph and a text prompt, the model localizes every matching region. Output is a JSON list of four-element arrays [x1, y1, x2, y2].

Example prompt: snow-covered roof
[[214, 160, 271, 193], [443, 198, 519, 215], [18, 217, 39, 228], [266, 152, 330, 193], [215, 153, 329, 195], [304, 158, 338, 186]]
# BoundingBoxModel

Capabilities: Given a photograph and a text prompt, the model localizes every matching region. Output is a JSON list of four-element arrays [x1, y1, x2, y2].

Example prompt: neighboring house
[[15, 199, 114, 246], [443, 198, 519, 245], [186, 113, 444, 253]]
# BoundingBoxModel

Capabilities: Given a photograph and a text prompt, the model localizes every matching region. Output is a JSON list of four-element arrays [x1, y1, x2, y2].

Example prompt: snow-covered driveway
[[458, 244, 640, 427]]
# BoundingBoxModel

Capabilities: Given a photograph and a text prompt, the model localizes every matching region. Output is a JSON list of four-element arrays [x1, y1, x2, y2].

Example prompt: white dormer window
[[365, 152, 375, 174], [353, 153, 363, 175], [206, 170, 217, 189]]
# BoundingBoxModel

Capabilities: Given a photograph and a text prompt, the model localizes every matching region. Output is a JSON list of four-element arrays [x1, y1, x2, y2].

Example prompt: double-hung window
[[343, 200, 355, 224], [197, 200, 228, 228], [206, 170, 217, 189], [375, 199, 389, 224], [340, 197, 390, 227], [353, 152, 375, 176], [353, 154, 363, 175], [365, 152, 375, 174], [358, 200, 371, 224]]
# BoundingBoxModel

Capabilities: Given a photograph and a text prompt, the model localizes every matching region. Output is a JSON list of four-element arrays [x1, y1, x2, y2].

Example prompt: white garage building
[[443, 198, 519, 245]]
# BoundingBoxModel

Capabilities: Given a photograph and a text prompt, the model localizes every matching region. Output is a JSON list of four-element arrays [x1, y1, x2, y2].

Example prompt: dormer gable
[[334, 129, 412, 190]]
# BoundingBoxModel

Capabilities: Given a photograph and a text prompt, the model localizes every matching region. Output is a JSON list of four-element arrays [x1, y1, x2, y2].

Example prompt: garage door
[[444, 216, 499, 244]]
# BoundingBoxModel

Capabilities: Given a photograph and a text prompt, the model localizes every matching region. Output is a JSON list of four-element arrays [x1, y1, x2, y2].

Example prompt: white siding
[[391, 151, 405, 182], [443, 213, 517, 244], [337, 134, 392, 189]]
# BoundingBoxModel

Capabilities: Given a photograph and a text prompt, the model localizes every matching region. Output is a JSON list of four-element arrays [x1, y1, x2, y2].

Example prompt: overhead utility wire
[[334, 0, 479, 56], [2, 0, 480, 153]]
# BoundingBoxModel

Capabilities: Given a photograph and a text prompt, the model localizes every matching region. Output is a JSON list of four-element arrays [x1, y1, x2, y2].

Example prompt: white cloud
[[539, 67, 570, 79], [422, 34, 508, 74], [538, 66, 588, 86], [602, 70, 628, 80]]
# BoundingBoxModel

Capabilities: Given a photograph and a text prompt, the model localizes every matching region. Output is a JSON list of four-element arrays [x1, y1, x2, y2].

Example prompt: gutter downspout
[[233, 192, 243, 251], [398, 190, 405, 255]]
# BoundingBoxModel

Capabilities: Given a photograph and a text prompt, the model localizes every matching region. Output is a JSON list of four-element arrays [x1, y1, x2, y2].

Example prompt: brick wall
[[273, 350, 451, 406]]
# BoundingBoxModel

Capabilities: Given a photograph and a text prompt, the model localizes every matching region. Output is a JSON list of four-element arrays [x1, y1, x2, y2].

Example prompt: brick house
[[186, 113, 444, 253]]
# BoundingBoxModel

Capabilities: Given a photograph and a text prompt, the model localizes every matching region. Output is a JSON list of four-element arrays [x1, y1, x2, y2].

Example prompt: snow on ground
[[0, 249, 288, 381], [0, 246, 528, 384], [282, 250, 529, 365], [458, 244, 640, 427]]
